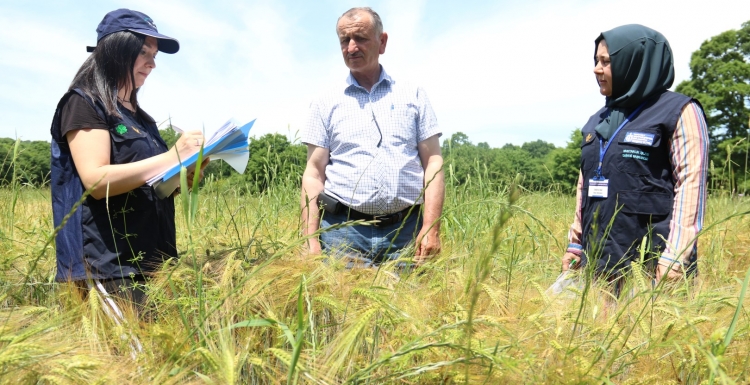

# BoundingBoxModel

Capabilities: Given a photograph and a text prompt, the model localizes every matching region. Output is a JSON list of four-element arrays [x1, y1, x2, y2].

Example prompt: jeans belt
[[343, 205, 421, 227]]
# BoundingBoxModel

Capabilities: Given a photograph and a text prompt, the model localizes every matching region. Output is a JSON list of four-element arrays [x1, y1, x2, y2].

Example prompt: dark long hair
[[69, 31, 153, 123]]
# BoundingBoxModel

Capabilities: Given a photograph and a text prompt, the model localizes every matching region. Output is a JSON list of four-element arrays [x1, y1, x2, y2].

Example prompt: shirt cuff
[[658, 254, 684, 272], [566, 243, 583, 256]]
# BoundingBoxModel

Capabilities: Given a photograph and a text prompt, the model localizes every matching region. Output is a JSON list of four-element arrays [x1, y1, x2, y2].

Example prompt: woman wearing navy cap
[[50, 9, 205, 314], [561, 25, 709, 293]]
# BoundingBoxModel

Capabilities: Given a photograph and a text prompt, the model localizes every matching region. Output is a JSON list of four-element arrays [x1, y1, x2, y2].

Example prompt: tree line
[[0, 130, 580, 193], [2, 21, 748, 194]]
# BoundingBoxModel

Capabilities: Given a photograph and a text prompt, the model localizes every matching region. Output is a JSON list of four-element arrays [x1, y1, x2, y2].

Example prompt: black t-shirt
[[59, 94, 109, 137]]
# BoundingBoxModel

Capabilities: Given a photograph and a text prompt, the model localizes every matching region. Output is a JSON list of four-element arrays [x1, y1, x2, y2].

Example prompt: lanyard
[[596, 102, 646, 178]]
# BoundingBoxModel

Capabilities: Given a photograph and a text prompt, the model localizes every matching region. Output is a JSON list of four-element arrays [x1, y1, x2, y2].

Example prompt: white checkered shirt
[[302, 67, 441, 215]]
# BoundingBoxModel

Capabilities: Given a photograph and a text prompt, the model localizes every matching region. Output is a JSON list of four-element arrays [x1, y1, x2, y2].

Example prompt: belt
[[342, 205, 421, 227]]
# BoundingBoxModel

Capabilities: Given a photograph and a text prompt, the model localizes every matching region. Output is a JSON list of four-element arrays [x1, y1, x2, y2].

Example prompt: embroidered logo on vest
[[623, 132, 655, 146], [132, 127, 141, 135], [585, 133, 594, 143], [116, 124, 127, 135]]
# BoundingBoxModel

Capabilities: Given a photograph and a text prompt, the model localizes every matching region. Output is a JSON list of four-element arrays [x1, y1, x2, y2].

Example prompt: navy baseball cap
[[86, 9, 179, 54]]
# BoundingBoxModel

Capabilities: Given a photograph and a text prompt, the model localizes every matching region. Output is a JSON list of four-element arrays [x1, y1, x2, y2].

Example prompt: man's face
[[336, 12, 387, 76]]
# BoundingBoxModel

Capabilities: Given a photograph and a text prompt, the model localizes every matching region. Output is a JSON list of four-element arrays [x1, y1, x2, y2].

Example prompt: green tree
[[676, 21, 750, 193], [442, 132, 498, 186], [544, 129, 582, 193], [0, 139, 51, 187], [158, 126, 178, 148], [521, 139, 556, 159], [442, 133, 572, 191], [446, 132, 471, 147], [242, 133, 306, 193], [676, 21, 750, 141], [491, 144, 541, 187]]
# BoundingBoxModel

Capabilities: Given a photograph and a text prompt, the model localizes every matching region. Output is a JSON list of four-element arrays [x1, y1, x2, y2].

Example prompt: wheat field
[[0, 176, 748, 384]]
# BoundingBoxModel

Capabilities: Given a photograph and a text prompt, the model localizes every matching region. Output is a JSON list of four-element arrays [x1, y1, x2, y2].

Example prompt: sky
[[1, 0, 749, 148]]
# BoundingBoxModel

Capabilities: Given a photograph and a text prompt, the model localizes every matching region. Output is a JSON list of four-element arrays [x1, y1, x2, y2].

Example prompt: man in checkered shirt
[[300, 7, 445, 266]]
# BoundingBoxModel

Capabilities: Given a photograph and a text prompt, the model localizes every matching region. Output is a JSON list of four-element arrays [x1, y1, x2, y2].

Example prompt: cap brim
[[84, 29, 180, 54], [128, 28, 180, 54]]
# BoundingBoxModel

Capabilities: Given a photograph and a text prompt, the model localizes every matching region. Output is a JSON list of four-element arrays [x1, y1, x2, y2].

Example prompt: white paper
[[146, 119, 254, 198], [210, 151, 250, 174]]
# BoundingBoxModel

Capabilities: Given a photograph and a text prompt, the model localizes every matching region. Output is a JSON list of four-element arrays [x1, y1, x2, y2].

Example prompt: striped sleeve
[[567, 171, 584, 255], [660, 101, 709, 270]]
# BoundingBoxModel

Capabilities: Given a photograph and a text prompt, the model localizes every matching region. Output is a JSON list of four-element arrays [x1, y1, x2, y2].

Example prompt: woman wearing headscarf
[[561, 24, 709, 289], [50, 9, 206, 312]]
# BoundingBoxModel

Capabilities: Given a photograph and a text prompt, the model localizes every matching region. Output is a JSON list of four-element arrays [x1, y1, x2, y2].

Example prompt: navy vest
[[50, 89, 176, 281], [578, 91, 698, 274]]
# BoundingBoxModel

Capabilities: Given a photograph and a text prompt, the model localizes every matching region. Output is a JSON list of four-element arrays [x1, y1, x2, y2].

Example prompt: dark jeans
[[320, 208, 421, 268]]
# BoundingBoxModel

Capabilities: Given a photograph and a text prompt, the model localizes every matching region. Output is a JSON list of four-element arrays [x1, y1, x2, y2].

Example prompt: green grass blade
[[288, 276, 306, 385], [721, 265, 750, 355]]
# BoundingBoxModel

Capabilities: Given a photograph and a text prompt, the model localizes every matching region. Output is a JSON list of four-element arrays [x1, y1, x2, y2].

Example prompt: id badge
[[588, 178, 609, 198]]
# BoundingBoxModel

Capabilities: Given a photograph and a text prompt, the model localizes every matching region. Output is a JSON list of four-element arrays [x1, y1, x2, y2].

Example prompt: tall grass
[[0, 162, 748, 383]]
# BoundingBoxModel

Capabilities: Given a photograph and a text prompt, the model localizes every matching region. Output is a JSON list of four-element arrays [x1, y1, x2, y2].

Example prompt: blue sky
[[1, 0, 749, 148]]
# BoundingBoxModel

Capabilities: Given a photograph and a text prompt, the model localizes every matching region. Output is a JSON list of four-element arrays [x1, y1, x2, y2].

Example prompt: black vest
[[50, 89, 176, 281], [578, 91, 698, 274]]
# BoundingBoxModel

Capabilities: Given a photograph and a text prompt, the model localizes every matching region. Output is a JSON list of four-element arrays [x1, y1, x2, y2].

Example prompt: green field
[[0, 177, 748, 384]]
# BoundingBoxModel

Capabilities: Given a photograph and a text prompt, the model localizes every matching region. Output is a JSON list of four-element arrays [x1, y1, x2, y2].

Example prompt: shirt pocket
[[329, 114, 377, 151], [110, 122, 153, 164], [387, 103, 418, 147], [614, 128, 662, 176]]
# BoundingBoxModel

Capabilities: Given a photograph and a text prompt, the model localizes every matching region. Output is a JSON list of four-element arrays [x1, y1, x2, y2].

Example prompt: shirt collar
[[345, 65, 393, 91]]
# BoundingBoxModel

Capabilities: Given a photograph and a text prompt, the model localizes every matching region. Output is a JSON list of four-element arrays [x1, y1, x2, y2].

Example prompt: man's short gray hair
[[337, 7, 383, 36]]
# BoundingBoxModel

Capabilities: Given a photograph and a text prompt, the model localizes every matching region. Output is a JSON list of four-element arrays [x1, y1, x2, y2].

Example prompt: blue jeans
[[320, 208, 422, 268]]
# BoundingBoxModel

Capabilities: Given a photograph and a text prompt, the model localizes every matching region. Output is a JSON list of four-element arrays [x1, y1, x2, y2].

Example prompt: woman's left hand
[[655, 263, 682, 284]]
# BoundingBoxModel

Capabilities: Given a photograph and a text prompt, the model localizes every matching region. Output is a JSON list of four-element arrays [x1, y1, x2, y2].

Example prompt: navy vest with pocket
[[578, 91, 698, 274], [50, 89, 176, 281]]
